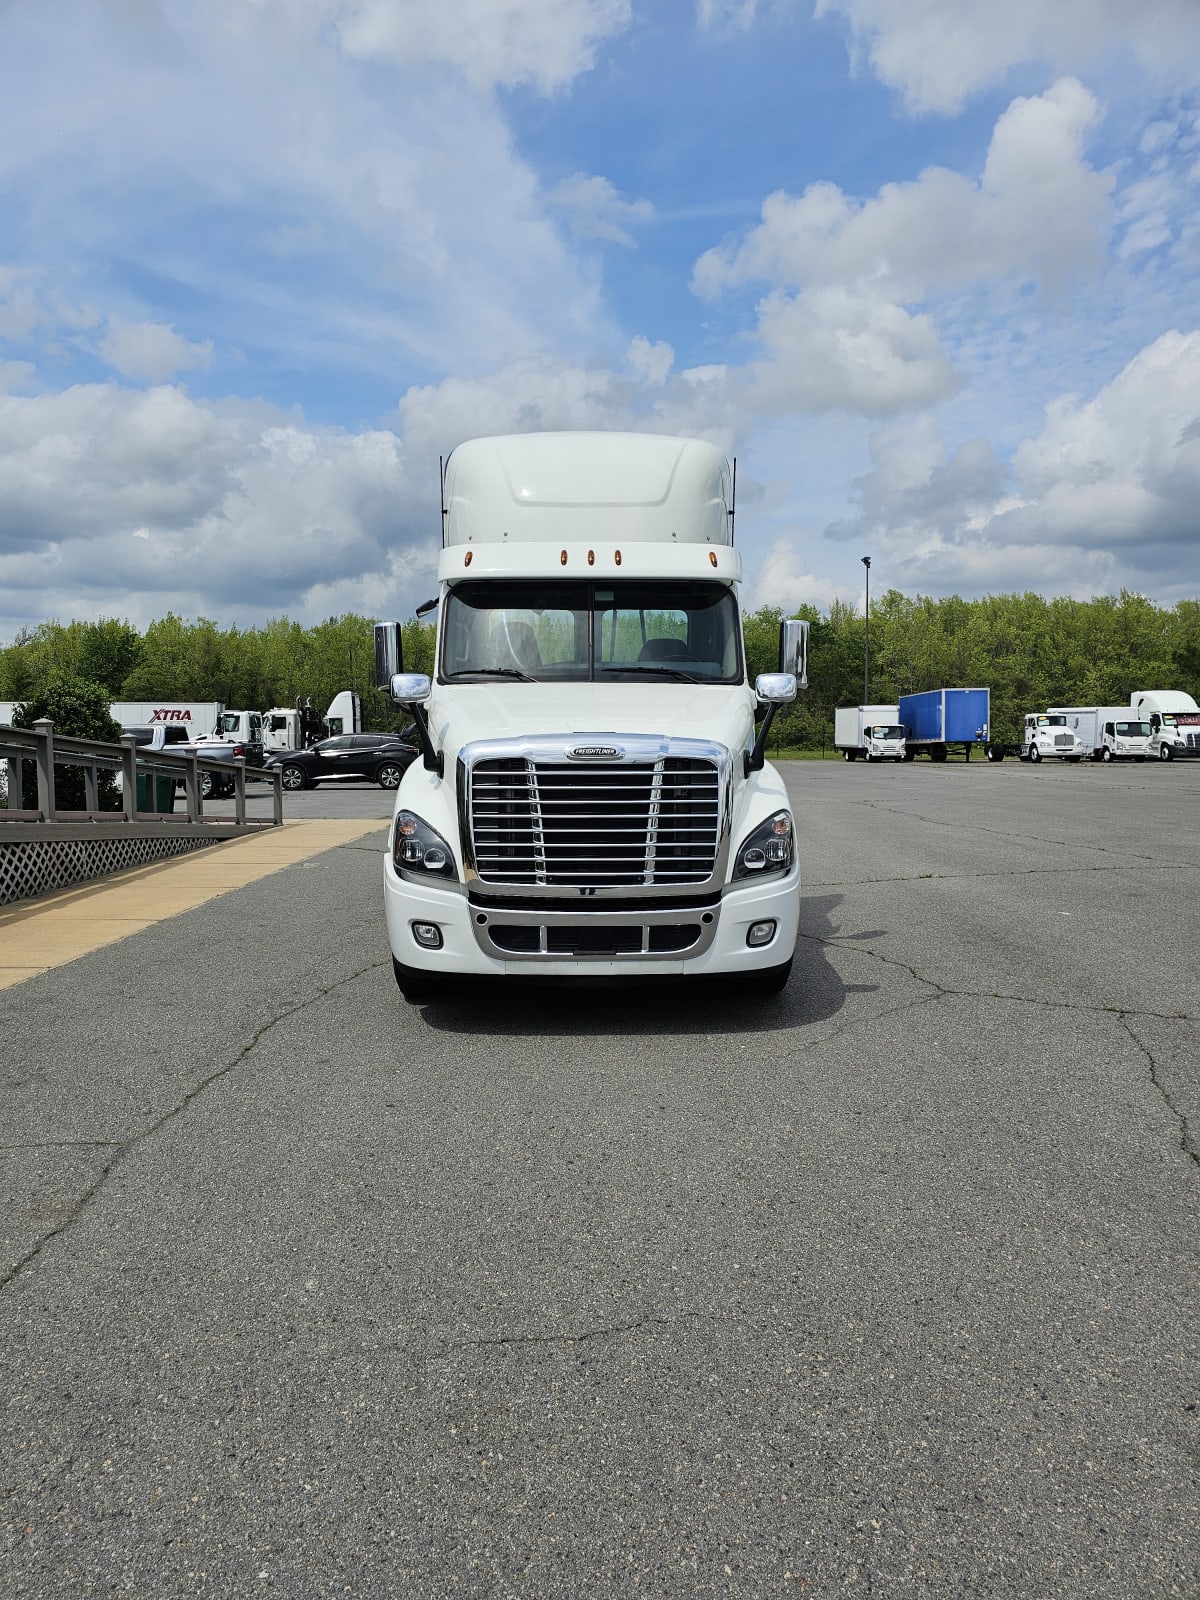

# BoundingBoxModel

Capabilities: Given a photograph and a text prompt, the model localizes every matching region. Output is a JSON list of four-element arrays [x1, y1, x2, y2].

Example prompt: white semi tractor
[[834, 705, 906, 761], [1129, 690, 1200, 760], [377, 431, 808, 1002], [1046, 706, 1153, 762]]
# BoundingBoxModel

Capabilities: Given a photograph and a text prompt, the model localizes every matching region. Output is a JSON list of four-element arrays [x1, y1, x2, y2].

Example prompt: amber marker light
[[560, 549, 568, 565], [709, 551, 718, 567], [464, 551, 473, 566], [614, 550, 622, 565], [587, 549, 595, 566]]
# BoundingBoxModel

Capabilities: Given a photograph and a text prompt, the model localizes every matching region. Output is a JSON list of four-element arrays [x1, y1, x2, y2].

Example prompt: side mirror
[[755, 672, 797, 704], [779, 619, 809, 688], [390, 672, 431, 705], [375, 622, 403, 688]]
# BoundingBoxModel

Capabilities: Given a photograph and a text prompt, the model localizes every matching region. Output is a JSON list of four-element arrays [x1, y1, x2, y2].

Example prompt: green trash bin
[[135, 770, 177, 814]]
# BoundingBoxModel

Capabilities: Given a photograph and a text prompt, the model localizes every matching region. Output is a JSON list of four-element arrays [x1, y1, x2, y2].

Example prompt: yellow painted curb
[[0, 819, 388, 989]]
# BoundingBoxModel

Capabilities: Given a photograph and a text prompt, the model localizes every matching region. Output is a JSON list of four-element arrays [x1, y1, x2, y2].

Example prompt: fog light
[[747, 920, 776, 948], [411, 922, 443, 950]]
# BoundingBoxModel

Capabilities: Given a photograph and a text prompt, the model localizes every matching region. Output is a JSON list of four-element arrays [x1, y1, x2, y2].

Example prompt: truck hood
[[428, 682, 757, 760]]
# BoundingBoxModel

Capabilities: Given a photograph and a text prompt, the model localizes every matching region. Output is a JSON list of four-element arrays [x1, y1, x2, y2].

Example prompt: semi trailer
[[899, 688, 990, 760]]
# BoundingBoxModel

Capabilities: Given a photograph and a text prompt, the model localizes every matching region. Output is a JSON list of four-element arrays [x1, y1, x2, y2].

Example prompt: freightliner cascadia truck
[[376, 432, 808, 1002]]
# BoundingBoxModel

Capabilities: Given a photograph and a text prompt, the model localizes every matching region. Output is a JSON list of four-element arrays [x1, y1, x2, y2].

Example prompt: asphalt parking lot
[[2, 756, 1197, 1597]]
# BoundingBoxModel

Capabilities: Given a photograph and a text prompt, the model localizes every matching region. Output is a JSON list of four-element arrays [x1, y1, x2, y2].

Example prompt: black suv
[[266, 733, 419, 791]]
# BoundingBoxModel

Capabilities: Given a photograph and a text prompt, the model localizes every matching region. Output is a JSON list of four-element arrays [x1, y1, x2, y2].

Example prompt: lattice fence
[[0, 833, 221, 906]]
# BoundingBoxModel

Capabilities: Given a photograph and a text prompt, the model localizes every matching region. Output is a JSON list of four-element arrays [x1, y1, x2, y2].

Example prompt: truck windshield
[[1114, 722, 1150, 736], [441, 580, 742, 683], [1036, 715, 1067, 727], [870, 726, 905, 740]]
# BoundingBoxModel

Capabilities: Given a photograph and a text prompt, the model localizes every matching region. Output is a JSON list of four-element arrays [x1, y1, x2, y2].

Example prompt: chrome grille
[[470, 757, 721, 887], [1054, 733, 1073, 748]]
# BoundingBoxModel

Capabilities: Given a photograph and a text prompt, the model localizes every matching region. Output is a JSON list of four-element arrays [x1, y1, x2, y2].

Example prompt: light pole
[[861, 556, 871, 704]]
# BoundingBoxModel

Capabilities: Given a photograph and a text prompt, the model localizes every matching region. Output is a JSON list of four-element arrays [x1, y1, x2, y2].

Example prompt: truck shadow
[[416, 893, 858, 1037]]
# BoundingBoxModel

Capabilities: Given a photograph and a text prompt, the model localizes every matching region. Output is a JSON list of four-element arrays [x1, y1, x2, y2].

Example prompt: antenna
[[729, 457, 737, 546], [439, 455, 448, 545]]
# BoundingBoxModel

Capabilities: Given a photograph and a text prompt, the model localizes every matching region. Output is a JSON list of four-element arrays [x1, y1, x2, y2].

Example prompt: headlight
[[733, 810, 794, 881], [392, 810, 457, 880]]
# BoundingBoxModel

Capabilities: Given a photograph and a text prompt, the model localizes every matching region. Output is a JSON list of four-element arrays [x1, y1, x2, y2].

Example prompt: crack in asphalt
[[802, 931, 1200, 1023], [0, 1141, 121, 1151], [0, 956, 390, 1294], [458, 1315, 674, 1349], [807, 932, 1200, 1171], [1116, 1014, 1199, 1167]]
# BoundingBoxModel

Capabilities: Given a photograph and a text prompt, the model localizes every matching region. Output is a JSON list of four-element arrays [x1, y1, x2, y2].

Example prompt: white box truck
[[1047, 706, 1153, 762], [377, 431, 808, 1002], [1129, 690, 1200, 760], [834, 705, 906, 761]]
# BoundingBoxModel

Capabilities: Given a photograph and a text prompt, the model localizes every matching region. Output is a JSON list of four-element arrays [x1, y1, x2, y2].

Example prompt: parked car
[[265, 733, 420, 791]]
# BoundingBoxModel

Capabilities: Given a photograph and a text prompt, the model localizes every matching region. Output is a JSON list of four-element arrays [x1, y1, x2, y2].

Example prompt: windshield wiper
[[450, 667, 536, 683], [599, 664, 701, 684]]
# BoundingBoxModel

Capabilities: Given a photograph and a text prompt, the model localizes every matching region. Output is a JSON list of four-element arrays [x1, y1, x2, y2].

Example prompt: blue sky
[[1, 0, 1198, 640]]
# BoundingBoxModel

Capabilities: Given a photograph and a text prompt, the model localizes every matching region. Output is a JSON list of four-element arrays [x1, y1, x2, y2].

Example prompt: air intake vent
[[470, 756, 721, 888]]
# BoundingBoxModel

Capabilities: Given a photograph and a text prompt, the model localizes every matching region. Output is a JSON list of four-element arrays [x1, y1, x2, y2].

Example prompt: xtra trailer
[[898, 688, 990, 761]]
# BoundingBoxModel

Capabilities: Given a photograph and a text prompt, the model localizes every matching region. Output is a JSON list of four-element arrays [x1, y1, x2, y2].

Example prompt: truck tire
[[1159, 744, 1173, 761], [985, 745, 1004, 762], [281, 763, 308, 791], [1101, 747, 1113, 762], [842, 749, 854, 761], [1029, 745, 1041, 763], [930, 746, 948, 762], [863, 750, 872, 762], [392, 956, 443, 1003]]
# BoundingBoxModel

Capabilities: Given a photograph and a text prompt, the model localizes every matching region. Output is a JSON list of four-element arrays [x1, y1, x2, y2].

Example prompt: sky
[[1, 0, 1199, 642]]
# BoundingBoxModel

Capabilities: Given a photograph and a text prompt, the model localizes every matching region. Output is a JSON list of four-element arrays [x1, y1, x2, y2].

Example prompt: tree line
[[2, 591, 1197, 749]]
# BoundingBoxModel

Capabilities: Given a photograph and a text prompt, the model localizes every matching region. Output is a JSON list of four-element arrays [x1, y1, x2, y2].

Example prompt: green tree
[[11, 673, 123, 811]]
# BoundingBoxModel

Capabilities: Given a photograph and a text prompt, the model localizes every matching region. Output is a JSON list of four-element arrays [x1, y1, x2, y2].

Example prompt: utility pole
[[861, 555, 871, 704]]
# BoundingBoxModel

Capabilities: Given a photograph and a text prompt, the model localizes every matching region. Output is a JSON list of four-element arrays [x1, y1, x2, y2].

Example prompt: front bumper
[[383, 856, 800, 978]]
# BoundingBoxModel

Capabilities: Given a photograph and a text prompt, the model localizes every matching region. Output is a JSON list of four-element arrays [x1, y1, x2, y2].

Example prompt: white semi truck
[[1129, 690, 1200, 760], [377, 431, 807, 1002], [834, 705, 906, 761], [1047, 706, 1152, 762]]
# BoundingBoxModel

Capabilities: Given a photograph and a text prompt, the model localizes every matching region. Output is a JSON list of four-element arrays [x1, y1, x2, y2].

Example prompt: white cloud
[[96, 319, 214, 383], [0, 382, 432, 630], [820, 330, 1200, 602], [814, 0, 1200, 116], [547, 174, 654, 247], [329, 0, 632, 94], [742, 536, 846, 613], [694, 80, 1109, 301], [691, 81, 1109, 419]]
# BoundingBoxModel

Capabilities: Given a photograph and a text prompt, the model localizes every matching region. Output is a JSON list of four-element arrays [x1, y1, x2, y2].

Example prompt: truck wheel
[[1101, 747, 1113, 762], [377, 762, 404, 789], [1067, 756, 1082, 764], [739, 957, 792, 996], [281, 763, 307, 791], [985, 745, 1003, 762], [1028, 745, 1041, 763], [392, 957, 443, 1003], [1159, 744, 1173, 761], [842, 749, 854, 761], [863, 750, 872, 762]]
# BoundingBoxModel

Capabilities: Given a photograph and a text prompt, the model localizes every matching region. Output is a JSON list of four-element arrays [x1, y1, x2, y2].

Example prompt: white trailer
[[0, 699, 223, 735], [377, 431, 808, 1002], [1047, 706, 1152, 762], [834, 705, 906, 762], [1129, 690, 1200, 760]]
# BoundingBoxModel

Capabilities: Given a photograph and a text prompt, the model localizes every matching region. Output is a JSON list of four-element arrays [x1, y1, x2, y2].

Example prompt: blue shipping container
[[899, 688, 991, 745]]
